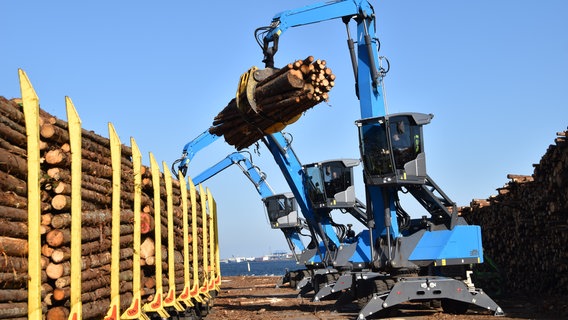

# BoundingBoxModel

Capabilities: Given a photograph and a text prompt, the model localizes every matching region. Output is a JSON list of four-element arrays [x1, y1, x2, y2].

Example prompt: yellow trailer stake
[[142, 153, 170, 318], [19, 69, 42, 320], [122, 138, 147, 319], [104, 123, 122, 320], [188, 177, 203, 303], [199, 184, 212, 300], [163, 162, 185, 311], [178, 172, 195, 307], [66, 97, 83, 320]]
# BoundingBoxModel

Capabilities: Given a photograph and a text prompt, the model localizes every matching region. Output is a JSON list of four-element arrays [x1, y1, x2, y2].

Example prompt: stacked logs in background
[[461, 129, 568, 303], [0, 96, 207, 319], [209, 56, 335, 150]]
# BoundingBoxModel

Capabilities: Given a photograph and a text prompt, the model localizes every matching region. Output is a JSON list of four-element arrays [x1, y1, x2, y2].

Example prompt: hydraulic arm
[[175, 128, 346, 266], [175, 129, 219, 177], [192, 151, 308, 261]]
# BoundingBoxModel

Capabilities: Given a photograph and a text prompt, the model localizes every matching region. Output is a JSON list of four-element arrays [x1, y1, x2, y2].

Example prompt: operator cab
[[303, 159, 359, 209], [356, 112, 432, 186], [262, 193, 301, 229]]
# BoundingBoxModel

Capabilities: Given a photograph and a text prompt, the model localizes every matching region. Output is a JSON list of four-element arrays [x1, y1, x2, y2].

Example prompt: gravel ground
[[205, 276, 566, 320]]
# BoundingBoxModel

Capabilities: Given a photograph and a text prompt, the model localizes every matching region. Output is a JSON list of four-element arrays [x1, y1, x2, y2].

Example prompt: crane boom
[[192, 151, 307, 256], [193, 152, 274, 197], [263, 0, 362, 40]]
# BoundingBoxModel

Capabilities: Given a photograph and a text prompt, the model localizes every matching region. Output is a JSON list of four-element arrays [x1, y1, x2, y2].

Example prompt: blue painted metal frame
[[265, 134, 341, 252], [409, 225, 483, 263], [265, 1, 361, 39], [179, 129, 220, 168], [193, 152, 273, 197]]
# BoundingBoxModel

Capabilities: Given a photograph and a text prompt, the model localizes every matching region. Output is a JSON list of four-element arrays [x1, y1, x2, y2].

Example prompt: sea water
[[220, 259, 301, 276]]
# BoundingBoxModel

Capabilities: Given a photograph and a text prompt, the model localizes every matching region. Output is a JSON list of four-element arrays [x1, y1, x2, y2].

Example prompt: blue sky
[[2, 1, 567, 259]]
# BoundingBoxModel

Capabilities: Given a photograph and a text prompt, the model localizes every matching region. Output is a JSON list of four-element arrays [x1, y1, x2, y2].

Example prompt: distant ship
[[257, 250, 294, 261], [221, 251, 294, 263], [222, 256, 255, 263]]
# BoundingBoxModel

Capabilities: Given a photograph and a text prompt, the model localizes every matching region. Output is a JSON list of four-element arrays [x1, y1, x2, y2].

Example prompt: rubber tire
[[355, 279, 375, 309], [441, 299, 469, 314], [313, 274, 325, 294], [356, 277, 394, 309], [289, 271, 298, 289], [429, 299, 442, 309], [199, 302, 209, 317], [177, 308, 201, 320]]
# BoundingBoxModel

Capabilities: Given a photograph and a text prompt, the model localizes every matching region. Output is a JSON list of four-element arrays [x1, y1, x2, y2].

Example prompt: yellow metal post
[[104, 123, 122, 320], [162, 162, 185, 311], [177, 172, 195, 307], [142, 153, 169, 318], [206, 188, 216, 292], [19, 69, 42, 320], [66, 97, 83, 320], [210, 191, 222, 290], [198, 184, 211, 299], [188, 177, 203, 303], [122, 138, 147, 319]]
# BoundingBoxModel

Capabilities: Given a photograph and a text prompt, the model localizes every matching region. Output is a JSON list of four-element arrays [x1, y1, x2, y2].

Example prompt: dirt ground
[[206, 276, 566, 320]]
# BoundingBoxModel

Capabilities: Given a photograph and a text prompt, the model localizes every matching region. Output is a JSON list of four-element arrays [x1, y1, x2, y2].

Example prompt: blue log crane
[[176, 129, 372, 293], [249, 0, 504, 317], [176, 130, 345, 269], [190, 151, 361, 290]]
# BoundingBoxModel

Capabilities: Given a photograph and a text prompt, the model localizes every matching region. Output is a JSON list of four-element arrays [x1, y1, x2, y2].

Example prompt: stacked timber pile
[[0, 96, 206, 319], [461, 129, 568, 303], [210, 56, 335, 149]]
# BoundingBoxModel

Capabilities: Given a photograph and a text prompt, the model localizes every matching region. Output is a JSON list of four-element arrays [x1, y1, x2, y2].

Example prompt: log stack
[[461, 129, 568, 305], [0, 96, 209, 319], [209, 56, 336, 150]]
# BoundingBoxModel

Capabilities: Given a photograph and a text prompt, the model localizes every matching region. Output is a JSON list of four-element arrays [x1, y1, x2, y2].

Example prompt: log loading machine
[[187, 149, 370, 292], [175, 0, 504, 318], [177, 133, 370, 293]]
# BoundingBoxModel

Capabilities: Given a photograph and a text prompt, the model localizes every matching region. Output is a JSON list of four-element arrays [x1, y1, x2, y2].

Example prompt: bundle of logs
[[460, 128, 568, 304], [209, 56, 335, 150], [0, 96, 208, 319]]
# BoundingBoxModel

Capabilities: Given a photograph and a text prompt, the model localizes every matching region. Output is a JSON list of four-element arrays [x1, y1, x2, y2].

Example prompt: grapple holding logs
[[209, 56, 335, 150]]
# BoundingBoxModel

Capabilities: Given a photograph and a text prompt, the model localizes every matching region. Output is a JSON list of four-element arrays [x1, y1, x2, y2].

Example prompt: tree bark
[[0, 288, 29, 303], [0, 120, 27, 149], [0, 205, 28, 222], [0, 236, 28, 255], [0, 219, 28, 239], [0, 302, 28, 319], [0, 255, 29, 273], [0, 148, 28, 180]]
